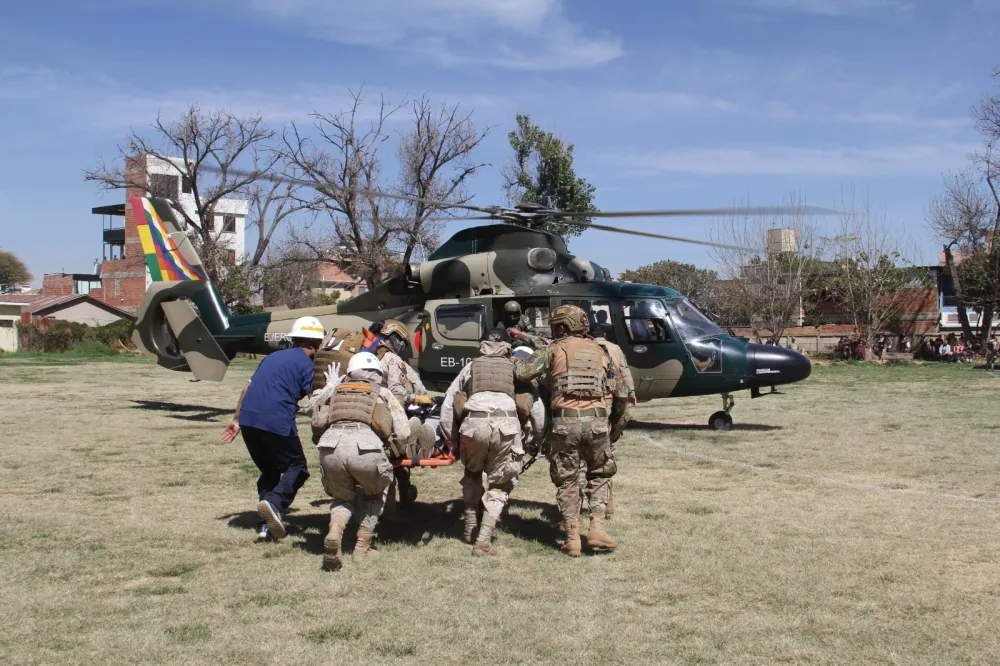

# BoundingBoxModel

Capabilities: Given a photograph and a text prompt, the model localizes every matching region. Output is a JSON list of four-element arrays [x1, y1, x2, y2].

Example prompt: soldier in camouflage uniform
[[590, 329, 635, 519], [513, 304, 617, 556], [310, 352, 411, 571], [441, 334, 545, 556]]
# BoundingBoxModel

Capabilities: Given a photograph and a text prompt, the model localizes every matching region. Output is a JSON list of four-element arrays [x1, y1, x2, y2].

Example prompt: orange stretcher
[[393, 452, 457, 468]]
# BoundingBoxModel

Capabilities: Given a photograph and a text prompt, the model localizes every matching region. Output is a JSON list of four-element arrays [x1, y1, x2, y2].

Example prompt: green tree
[[619, 260, 718, 310], [0, 250, 32, 290], [502, 113, 597, 241]]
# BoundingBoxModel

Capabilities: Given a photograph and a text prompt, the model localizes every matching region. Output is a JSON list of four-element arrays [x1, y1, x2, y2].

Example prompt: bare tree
[[927, 170, 993, 339], [710, 200, 825, 343], [393, 96, 490, 266], [282, 88, 490, 288], [281, 89, 405, 288], [830, 196, 922, 359], [260, 240, 324, 310], [84, 105, 282, 309], [925, 67, 1000, 341]]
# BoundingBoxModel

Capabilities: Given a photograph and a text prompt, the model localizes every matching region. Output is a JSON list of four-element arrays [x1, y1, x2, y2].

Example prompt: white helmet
[[347, 351, 382, 376], [512, 346, 534, 360], [289, 316, 325, 340]]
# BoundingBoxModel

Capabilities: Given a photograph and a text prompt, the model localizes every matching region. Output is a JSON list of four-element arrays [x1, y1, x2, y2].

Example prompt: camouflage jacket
[[595, 338, 634, 399], [378, 347, 427, 398]]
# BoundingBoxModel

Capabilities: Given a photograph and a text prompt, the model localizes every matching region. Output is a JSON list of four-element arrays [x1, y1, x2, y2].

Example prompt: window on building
[[223, 215, 236, 233], [0, 320, 13, 328], [205, 215, 215, 231], [357, 285, 368, 295], [434, 304, 485, 341], [149, 174, 179, 199], [181, 175, 192, 194]]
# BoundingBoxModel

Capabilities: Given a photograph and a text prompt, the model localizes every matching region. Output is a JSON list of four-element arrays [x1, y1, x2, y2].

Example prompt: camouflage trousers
[[460, 415, 524, 520], [318, 426, 395, 531], [546, 416, 615, 522]]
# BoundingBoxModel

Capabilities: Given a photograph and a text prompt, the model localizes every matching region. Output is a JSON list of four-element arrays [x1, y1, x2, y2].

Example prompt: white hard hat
[[512, 346, 534, 360], [289, 316, 325, 340], [347, 351, 382, 375]]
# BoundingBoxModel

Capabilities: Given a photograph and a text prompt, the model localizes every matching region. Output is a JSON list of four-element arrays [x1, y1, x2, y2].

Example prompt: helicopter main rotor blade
[[551, 205, 844, 218], [568, 220, 762, 252]]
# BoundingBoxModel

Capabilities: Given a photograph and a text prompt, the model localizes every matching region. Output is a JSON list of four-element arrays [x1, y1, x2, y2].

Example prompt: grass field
[[1, 353, 999, 664]]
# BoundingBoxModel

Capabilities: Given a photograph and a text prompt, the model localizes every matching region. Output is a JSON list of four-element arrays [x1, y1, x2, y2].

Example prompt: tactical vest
[[327, 381, 393, 441], [550, 336, 607, 399], [470, 356, 516, 397], [311, 328, 370, 392]]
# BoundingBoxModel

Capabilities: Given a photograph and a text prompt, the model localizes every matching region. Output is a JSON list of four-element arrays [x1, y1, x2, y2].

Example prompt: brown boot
[[560, 519, 581, 557], [585, 512, 617, 551], [322, 512, 350, 571], [472, 514, 496, 557], [462, 509, 478, 544], [352, 526, 380, 563]]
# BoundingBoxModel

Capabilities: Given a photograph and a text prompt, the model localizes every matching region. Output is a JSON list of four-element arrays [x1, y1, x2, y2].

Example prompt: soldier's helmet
[[379, 319, 408, 341], [550, 304, 590, 335], [503, 301, 522, 314]]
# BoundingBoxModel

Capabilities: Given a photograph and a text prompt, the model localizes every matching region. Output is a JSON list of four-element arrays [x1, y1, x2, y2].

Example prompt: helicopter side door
[[419, 299, 488, 391]]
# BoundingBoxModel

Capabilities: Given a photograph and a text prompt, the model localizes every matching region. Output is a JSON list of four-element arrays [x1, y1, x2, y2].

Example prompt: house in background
[[314, 260, 368, 301]]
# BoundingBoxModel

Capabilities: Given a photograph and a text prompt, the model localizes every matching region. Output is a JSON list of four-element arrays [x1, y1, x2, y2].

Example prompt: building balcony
[[103, 228, 126, 244]]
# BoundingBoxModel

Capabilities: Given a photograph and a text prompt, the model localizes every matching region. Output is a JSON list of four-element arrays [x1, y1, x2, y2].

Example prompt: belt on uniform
[[466, 410, 518, 419], [552, 408, 607, 418], [328, 421, 365, 428]]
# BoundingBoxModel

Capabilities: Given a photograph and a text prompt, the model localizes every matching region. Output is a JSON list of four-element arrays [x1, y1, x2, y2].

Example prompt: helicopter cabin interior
[[416, 293, 725, 388]]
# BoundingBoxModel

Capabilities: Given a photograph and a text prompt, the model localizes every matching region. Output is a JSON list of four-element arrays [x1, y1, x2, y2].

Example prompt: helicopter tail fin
[[130, 196, 233, 381]]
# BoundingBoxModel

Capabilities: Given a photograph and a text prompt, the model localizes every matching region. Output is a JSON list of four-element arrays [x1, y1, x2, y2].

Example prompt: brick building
[[82, 154, 248, 313]]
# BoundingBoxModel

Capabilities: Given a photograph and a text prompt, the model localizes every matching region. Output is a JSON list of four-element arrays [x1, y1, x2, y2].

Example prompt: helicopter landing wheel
[[709, 411, 733, 431]]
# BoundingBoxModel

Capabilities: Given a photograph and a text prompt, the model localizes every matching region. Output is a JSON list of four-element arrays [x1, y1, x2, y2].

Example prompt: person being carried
[[221, 317, 325, 541]]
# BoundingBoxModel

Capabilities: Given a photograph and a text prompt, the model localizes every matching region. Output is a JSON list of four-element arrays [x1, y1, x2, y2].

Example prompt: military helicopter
[[130, 176, 821, 430]]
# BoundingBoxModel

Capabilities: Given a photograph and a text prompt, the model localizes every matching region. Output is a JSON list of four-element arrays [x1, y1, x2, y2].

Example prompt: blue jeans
[[241, 426, 310, 516]]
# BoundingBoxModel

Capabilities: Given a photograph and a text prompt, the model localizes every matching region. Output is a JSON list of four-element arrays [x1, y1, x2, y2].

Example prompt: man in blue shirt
[[222, 316, 326, 541]]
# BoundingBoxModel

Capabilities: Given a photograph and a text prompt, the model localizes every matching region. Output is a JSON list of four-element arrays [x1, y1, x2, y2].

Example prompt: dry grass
[[1, 355, 999, 664]]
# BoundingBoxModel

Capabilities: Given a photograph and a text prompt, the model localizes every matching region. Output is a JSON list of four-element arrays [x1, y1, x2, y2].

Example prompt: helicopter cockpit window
[[623, 299, 671, 343], [666, 298, 725, 341], [434, 304, 485, 341], [687, 338, 723, 373], [560, 299, 617, 343], [522, 305, 550, 335]]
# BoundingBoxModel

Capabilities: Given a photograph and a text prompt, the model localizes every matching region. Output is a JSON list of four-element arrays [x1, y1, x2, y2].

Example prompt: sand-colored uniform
[[441, 355, 523, 520], [311, 378, 410, 530], [515, 334, 614, 521], [377, 346, 426, 403]]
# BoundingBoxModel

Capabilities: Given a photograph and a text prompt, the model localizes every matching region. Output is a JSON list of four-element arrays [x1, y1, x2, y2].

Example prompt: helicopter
[[130, 177, 822, 430]]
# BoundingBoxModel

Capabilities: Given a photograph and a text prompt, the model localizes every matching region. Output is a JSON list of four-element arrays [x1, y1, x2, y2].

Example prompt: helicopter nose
[[747, 343, 812, 386]]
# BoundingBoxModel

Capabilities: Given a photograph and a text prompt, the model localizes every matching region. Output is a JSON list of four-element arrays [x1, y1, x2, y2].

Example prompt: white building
[[145, 155, 248, 265]]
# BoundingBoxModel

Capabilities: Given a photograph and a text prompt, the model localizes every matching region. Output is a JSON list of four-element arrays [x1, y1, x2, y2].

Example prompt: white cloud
[[609, 142, 977, 178], [244, 0, 623, 70], [724, 0, 912, 16]]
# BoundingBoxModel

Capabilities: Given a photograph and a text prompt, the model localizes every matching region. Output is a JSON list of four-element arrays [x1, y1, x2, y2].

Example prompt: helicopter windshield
[[667, 298, 725, 341]]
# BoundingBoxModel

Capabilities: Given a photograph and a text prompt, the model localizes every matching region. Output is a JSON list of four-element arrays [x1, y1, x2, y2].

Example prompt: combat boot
[[472, 514, 497, 557], [462, 509, 478, 544], [560, 519, 581, 557], [352, 526, 380, 564], [585, 512, 617, 551], [322, 512, 350, 572]]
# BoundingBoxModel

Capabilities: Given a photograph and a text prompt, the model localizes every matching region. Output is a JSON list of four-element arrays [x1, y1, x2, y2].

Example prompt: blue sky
[[1, 0, 997, 284]]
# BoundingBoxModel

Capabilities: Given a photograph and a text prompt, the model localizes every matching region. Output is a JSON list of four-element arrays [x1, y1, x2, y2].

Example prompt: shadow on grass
[[131, 400, 231, 422], [220, 494, 565, 556], [630, 420, 783, 432]]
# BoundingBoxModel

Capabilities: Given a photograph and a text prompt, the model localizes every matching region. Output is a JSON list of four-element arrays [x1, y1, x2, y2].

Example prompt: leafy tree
[[311, 290, 341, 307], [618, 260, 718, 310], [0, 250, 32, 290], [502, 113, 597, 241]]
